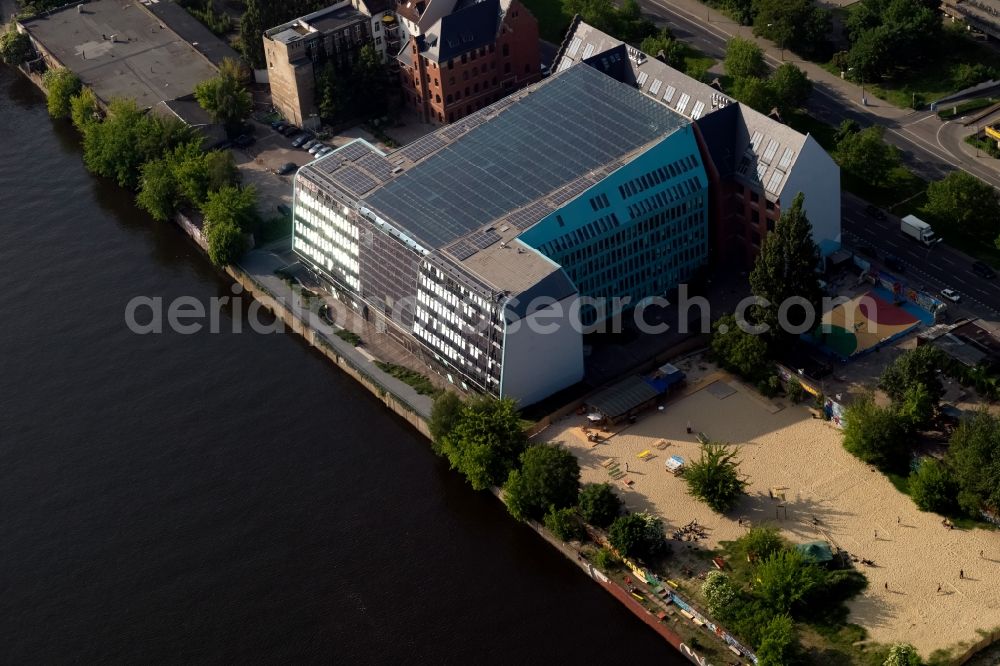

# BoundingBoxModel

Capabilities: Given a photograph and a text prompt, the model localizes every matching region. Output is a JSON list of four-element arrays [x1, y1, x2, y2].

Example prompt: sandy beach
[[542, 360, 1000, 657]]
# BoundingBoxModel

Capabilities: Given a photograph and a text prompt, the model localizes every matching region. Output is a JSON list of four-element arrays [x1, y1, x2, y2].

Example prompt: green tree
[[846, 25, 893, 81], [350, 44, 389, 120], [920, 171, 1000, 245], [711, 314, 769, 381], [946, 409, 1000, 515], [834, 125, 901, 189], [200, 183, 258, 232], [136, 157, 179, 222], [578, 482, 622, 528], [203, 149, 239, 192], [171, 140, 214, 206], [316, 62, 350, 121], [503, 443, 580, 521], [897, 381, 935, 432], [82, 99, 194, 189], [544, 506, 585, 541], [908, 457, 958, 514], [203, 218, 245, 266], [879, 346, 945, 404], [240, 0, 266, 70], [754, 548, 824, 614], [752, 0, 831, 59], [730, 75, 775, 114], [0, 26, 31, 66], [562, 0, 620, 37], [883, 643, 920, 666], [640, 29, 684, 69], [593, 547, 618, 571], [748, 193, 823, 339], [842, 392, 912, 471], [724, 37, 767, 80], [723, 0, 755, 25], [194, 58, 252, 133], [69, 87, 101, 131], [684, 442, 749, 513], [736, 526, 784, 562], [429, 392, 464, 447], [42, 68, 81, 119], [439, 397, 527, 491], [701, 570, 739, 616], [608, 512, 665, 560], [768, 63, 812, 116], [756, 613, 798, 666]]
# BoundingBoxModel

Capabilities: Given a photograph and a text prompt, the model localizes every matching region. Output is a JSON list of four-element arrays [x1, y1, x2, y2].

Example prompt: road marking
[[883, 239, 899, 248]]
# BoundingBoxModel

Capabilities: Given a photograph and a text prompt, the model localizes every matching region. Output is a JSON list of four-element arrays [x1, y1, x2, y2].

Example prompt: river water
[[0, 67, 682, 663]]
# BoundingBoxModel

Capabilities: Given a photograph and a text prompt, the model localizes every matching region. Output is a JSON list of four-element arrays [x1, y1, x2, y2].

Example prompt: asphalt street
[[841, 192, 1000, 317], [638, 0, 1000, 191]]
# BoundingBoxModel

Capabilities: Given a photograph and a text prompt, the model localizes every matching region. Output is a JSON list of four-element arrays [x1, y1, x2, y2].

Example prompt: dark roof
[[588, 375, 661, 420], [506, 268, 578, 319], [363, 63, 689, 249], [693, 102, 741, 176], [425, 0, 499, 62], [582, 43, 634, 85], [308, 6, 369, 33], [141, 0, 240, 69]]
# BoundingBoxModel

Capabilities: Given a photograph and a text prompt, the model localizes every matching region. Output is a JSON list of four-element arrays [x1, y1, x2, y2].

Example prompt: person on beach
[[960, 569, 964, 579]]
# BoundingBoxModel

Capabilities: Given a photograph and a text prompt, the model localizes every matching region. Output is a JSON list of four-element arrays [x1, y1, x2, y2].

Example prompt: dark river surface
[[0, 67, 682, 664]]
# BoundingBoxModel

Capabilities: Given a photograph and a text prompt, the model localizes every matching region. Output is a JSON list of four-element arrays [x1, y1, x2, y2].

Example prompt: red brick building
[[396, 0, 540, 124]]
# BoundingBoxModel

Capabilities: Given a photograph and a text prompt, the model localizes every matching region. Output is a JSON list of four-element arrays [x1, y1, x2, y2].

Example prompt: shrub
[[786, 378, 805, 403], [609, 512, 666, 560], [593, 547, 618, 572], [908, 457, 958, 514], [684, 442, 749, 513], [701, 570, 738, 616], [578, 482, 622, 528], [42, 68, 81, 119], [544, 506, 585, 542]]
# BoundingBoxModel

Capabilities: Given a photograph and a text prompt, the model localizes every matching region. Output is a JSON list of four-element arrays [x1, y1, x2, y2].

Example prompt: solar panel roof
[[364, 64, 688, 249]]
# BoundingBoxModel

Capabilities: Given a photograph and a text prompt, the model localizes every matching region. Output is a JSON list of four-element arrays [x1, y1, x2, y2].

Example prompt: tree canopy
[[438, 397, 527, 491], [544, 506, 585, 541], [608, 512, 666, 560], [754, 548, 825, 614], [42, 68, 81, 119], [639, 29, 685, 70], [748, 192, 823, 339], [752, 0, 831, 60], [0, 27, 32, 66], [239, 0, 267, 70], [69, 87, 101, 131], [684, 442, 749, 513], [842, 392, 912, 471], [730, 76, 774, 114], [768, 63, 813, 116], [578, 482, 623, 528], [834, 125, 901, 189], [701, 570, 739, 616], [920, 171, 1000, 247], [503, 443, 581, 521], [947, 409, 1000, 515], [908, 457, 958, 514], [710, 314, 770, 381], [195, 58, 252, 133], [880, 346, 944, 405], [724, 37, 767, 80], [429, 392, 464, 447], [883, 643, 921, 666], [756, 613, 798, 666], [844, 0, 941, 81], [82, 99, 195, 190], [201, 184, 257, 266]]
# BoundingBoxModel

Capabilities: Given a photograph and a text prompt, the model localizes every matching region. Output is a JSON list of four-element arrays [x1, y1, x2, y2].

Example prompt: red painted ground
[[858, 291, 918, 326]]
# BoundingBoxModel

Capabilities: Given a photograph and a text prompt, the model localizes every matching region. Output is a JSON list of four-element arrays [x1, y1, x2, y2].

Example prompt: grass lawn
[[826, 25, 1000, 110], [937, 97, 1000, 120], [521, 0, 570, 43], [682, 44, 717, 82], [375, 361, 442, 396]]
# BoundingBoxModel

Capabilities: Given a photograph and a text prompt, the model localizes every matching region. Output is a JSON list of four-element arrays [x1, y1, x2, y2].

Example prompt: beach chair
[[655, 439, 669, 450], [610, 470, 625, 480], [638, 450, 654, 461], [622, 477, 635, 487], [600, 458, 616, 468]]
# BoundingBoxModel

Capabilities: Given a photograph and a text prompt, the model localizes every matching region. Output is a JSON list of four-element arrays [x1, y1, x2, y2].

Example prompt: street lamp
[[847, 67, 866, 106], [766, 23, 785, 60]]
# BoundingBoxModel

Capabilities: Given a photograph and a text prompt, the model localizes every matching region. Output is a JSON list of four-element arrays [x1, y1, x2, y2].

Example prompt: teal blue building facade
[[518, 125, 709, 323]]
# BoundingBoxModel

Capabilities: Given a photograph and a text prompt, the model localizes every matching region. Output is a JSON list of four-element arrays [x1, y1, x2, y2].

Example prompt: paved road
[[841, 191, 1000, 318], [637, 0, 1000, 191]]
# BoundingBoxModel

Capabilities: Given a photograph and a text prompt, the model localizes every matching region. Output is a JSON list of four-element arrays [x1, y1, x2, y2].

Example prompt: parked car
[[316, 146, 334, 156], [277, 203, 292, 217], [276, 162, 298, 175], [281, 125, 300, 136], [302, 139, 318, 151], [972, 261, 997, 279], [291, 134, 311, 148], [309, 142, 326, 154], [884, 254, 906, 273], [233, 134, 255, 148], [865, 204, 887, 220], [940, 288, 961, 303], [273, 121, 288, 133], [270, 119, 285, 129]]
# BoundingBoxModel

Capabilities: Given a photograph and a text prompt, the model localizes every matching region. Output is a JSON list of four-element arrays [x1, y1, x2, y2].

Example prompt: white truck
[[901, 214, 937, 246]]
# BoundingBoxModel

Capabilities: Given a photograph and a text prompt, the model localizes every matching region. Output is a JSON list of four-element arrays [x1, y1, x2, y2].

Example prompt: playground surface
[[814, 290, 922, 360], [542, 359, 1000, 658]]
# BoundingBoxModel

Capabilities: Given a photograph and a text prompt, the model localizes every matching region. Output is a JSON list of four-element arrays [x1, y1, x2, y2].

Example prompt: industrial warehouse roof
[[20, 0, 224, 109], [588, 375, 662, 421], [364, 63, 689, 249]]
